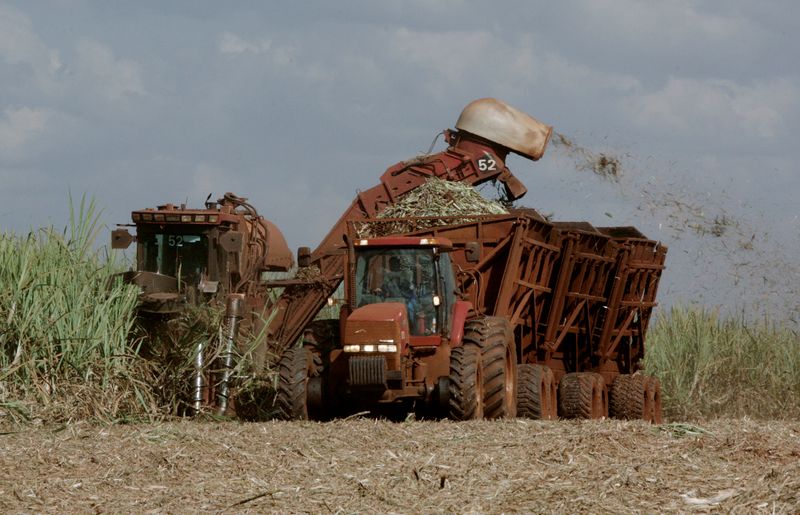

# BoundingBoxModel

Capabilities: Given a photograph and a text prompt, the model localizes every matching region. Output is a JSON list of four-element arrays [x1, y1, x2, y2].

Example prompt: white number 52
[[477, 154, 497, 172]]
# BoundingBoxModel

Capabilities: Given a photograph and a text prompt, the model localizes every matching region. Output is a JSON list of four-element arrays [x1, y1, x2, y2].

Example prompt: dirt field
[[1, 418, 798, 513]]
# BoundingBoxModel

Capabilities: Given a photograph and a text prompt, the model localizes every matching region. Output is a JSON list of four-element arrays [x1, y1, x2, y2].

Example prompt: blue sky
[[1, 1, 798, 320]]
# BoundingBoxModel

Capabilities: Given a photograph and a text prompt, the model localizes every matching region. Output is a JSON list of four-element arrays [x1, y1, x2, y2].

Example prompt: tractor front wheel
[[275, 346, 322, 420], [448, 344, 484, 420]]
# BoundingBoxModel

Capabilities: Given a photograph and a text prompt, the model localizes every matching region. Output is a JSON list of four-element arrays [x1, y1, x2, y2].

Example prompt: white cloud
[[389, 28, 493, 86], [218, 32, 272, 55], [75, 39, 145, 100], [624, 77, 798, 139], [0, 4, 62, 91], [575, 0, 756, 49], [216, 31, 332, 83], [0, 106, 49, 154], [385, 28, 640, 102]]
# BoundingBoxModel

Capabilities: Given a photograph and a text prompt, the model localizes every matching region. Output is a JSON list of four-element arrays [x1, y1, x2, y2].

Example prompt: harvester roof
[[131, 203, 240, 226]]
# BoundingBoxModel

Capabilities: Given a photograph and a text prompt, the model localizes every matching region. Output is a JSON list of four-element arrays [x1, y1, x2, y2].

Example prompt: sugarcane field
[[2, 4, 800, 514]]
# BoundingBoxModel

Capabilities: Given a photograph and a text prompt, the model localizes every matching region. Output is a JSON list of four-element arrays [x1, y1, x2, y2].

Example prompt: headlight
[[343, 344, 398, 353]]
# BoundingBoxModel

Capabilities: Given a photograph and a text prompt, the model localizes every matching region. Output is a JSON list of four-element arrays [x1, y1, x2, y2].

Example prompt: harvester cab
[[112, 192, 293, 314]]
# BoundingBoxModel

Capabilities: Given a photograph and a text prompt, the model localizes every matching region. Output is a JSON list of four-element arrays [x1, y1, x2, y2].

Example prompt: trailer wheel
[[275, 346, 322, 420], [609, 374, 649, 421], [646, 376, 663, 424], [517, 364, 556, 420], [559, 372, 608, 419], [463, 317, 517, 419], [448, 344, 484, 420]]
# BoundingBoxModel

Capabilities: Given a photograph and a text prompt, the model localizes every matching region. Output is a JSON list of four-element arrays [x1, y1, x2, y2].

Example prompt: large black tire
[[559, 372, 607, 419], [463, 317, 517, 419], [517, 364, 556, 420], [609, 374, 649, 421], [275, 346, 322, 420], [448, 344, 484, 420]]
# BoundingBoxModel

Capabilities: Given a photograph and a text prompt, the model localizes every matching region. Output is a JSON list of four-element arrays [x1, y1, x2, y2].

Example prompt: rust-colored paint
[[112, 192, 292, 415], [264, 100, 549, 356]]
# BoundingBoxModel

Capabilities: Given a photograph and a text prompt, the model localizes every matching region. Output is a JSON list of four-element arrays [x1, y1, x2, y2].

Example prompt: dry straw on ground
[[1, 418, 797, 513]]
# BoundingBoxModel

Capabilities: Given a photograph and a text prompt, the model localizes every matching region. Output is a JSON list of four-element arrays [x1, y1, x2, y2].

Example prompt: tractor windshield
[[138, 231, 208, 287], [354, 248, 441, 336]]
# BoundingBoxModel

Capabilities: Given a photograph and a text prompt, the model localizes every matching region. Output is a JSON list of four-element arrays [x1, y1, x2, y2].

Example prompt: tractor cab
[[345, 237, 459, 351]]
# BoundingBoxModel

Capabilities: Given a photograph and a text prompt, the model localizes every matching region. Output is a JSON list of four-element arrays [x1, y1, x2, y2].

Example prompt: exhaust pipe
[[216, 294, 245, 415], [192, 339, 206, 415]]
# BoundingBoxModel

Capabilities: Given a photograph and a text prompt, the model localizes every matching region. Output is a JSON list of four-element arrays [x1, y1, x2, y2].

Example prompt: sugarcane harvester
[[272, 99, 666, 422], [112, 193, 293, 415]]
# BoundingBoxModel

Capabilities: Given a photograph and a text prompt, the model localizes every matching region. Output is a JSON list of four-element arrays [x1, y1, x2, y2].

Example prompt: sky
[[1, 1, 798, 321]]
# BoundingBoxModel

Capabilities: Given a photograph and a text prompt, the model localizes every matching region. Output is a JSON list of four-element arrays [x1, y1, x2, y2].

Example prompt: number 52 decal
[[477, 153, 497, 172]]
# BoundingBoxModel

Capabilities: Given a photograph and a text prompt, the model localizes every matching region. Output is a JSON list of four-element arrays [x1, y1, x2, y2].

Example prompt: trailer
[[274, 211, 666, 422]]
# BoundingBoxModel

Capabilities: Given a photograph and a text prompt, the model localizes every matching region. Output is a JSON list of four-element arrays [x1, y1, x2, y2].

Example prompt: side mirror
[[464, 242, 480, 263], [297, 246, 312, 268], [111, 228, 134, 249]]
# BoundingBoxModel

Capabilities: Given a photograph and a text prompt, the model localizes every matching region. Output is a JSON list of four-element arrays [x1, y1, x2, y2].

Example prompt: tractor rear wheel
[[448, 344, 484, 420], [275, 346, 322, 420], [609, 374, 650, 421], [517, 364, 556, 420], [559, 372, 608, 419], [463, 317, 517, 419]]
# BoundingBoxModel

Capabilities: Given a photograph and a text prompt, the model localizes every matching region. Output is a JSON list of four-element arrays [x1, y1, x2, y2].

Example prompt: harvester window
[[354, 248, 439, 336], [139, 232, 208, 287]]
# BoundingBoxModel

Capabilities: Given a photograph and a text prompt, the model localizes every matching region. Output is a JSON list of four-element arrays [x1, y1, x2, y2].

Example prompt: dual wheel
[[514, 368, 663, 423], [609, 374, 663, 424], [448, 317, 517, 420]]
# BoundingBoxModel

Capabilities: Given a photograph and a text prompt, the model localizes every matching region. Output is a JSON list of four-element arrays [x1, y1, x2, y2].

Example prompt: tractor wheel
[[558, 372, 608, 419], [463, 317, 517, 419], [516, 364, 556, 420], [646, 376, 663, 424], [275, 346, 322, 420], [609, 374, 650, 421], [448, 344, 484, 420]]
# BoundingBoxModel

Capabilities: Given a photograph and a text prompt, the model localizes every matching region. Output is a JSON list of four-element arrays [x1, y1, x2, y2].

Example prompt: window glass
[[354, 248, 439, 336], [138, 231, 208, 287]]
